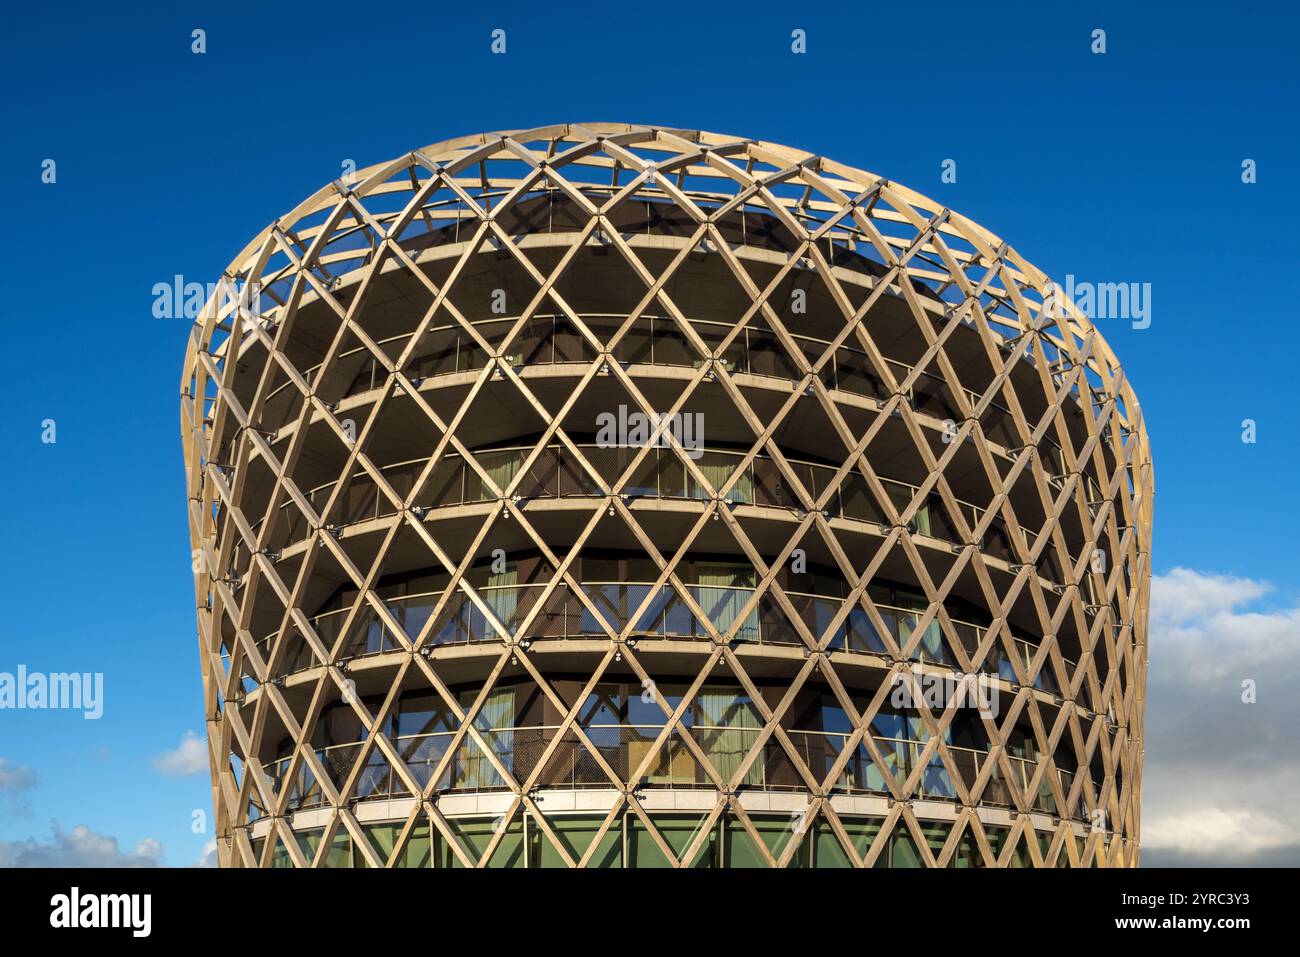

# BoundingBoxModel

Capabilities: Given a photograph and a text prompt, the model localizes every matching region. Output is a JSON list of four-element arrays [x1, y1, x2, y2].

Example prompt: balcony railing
[[255, 726, 1087, 820], [248, 443, 1066, 584], [240, 582, 1073, 694], [257, 313, 1072, 472]]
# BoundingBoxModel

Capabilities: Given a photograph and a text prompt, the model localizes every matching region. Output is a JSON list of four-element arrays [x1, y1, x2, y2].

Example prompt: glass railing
[[249, 443, 1064, 582], [257, 313, 1070, 470], [254, 725, 1088, 821], [240, 582, 1073, 694]]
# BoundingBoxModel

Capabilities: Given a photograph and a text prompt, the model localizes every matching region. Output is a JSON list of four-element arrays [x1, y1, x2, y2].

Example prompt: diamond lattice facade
[[181, 123, 1153, 868]]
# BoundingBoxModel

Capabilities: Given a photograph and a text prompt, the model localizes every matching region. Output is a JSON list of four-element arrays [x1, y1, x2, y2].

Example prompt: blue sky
[[0, 1, 1296, 866]]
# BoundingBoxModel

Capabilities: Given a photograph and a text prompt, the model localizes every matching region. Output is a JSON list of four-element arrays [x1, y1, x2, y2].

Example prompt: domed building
[[181, 123, 1152, 867]]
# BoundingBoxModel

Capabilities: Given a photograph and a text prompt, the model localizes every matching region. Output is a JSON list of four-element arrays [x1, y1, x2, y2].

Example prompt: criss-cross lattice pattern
[[182, 123, 1152, 868]]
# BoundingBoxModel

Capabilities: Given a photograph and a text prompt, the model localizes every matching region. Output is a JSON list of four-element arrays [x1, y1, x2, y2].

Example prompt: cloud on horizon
[[195, 840, 218, 868], [0, 824, 163, 868], [1141, 567, 1300, 866]]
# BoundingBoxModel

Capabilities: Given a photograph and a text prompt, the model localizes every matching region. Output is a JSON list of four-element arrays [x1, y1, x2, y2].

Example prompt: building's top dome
[[189, 124, 1143, 437]]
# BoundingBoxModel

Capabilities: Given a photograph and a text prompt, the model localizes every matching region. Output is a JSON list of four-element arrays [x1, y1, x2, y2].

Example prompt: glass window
[[579, 685, 625, 726], [629, 814, 715, 868], [530, 815, 621, 868]]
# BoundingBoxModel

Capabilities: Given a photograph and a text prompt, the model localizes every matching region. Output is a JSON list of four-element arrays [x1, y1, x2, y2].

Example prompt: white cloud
[[1142, 567, 1300, 866], [194, 840, 218, 868], [151, 730, 207, 777], [0, 824, 163, 868], [1150, 566, 1270, 627], [1143, 807, 1294, 856], [0, 758, 36, 792], [0, 758, 36, 816]]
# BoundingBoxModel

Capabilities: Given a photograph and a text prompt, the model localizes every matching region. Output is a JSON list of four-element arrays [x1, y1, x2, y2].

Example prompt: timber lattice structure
[[181, 123, 1152, 868]]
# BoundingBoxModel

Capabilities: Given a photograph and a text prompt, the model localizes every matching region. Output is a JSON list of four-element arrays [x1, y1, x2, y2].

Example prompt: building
[[180, 123, 1153, 867]]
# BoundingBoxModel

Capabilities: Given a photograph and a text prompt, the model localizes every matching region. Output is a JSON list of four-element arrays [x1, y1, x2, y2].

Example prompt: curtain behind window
[[455, 686, 515, 789], [696, 451, 754, 504], [695, 564, 759, 642], [482, 566, 518, 639], [696, 690, 763, 787], [478, 449, 522, 500]]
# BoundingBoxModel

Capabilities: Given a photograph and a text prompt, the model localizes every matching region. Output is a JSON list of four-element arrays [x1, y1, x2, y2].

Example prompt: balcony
[[249, 443, 1068, 583], [258, 313, 1072, 472], [256, 726, 1087, 820], [242, 581, 1073, 693]]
